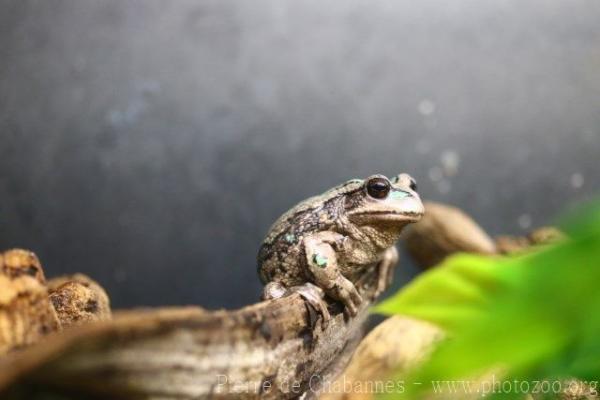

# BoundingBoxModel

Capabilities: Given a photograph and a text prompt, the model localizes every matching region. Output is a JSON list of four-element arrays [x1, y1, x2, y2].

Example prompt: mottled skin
[[258, 173, 424, 320]]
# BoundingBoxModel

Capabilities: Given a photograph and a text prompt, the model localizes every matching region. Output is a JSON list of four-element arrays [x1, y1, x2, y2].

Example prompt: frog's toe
[[344, 292, 362, 317], [374, 278, 387, 298], [292, 283, 331, 327], [262, 281, 288, 300]]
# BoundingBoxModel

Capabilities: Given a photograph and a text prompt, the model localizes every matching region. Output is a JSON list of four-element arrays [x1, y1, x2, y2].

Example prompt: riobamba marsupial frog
[[257, 173, 424, 321]]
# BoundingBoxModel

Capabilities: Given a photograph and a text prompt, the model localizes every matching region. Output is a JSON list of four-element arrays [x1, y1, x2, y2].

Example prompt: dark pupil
[[367, 179, 390, 199], [410, 180, 418, 192]]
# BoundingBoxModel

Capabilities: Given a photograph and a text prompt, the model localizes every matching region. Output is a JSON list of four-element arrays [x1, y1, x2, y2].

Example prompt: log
[[0, 269, 381, 399], [404, 202, 565, 268], [320, 316, 443, 400], [404, 201, 497, 269]]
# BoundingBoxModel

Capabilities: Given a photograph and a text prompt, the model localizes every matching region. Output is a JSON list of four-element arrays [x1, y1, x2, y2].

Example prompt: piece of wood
[[0, 270, 382, 399], [319, 316, 443, 400], [0, 250, 60, 355], [496, 227, 566, 255], [404, 202, 497, 268], [48, 274, 112, 328], [405, 203, 567, 267]]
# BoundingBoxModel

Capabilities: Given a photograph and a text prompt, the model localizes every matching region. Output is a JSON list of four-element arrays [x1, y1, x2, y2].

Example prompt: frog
[[257, 173, 424, 322]]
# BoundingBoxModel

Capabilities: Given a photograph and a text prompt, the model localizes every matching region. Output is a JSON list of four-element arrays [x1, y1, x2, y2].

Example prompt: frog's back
[[261, 179, 363, 245], [257, 179, 363, 284]]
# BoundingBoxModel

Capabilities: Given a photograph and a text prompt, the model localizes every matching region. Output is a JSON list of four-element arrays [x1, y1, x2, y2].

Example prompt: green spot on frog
[[390, 190, 409, 200], [285, 234, 296, 243], [313, 253, 328, 268]]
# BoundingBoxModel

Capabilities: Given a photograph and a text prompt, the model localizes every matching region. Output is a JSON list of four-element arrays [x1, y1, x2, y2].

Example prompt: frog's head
[[345, 173, 424, 228]]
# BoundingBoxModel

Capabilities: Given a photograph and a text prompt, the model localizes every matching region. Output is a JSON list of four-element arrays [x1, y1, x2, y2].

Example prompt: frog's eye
[[366, 177, 391, 199]]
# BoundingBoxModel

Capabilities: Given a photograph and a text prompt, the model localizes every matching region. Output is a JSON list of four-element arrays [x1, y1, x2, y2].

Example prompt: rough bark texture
[[0, 269, 381, 400], [0, 250, 60, 355], [48, 274, 112, 328], [0, 203, 574, 400]]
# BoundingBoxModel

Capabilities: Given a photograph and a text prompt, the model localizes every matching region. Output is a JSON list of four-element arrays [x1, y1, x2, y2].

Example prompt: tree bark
[[0, 270, 381, 400]]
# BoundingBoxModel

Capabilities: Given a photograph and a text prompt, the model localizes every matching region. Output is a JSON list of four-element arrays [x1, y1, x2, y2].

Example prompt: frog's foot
[[262, 282, 331, 327], [374, 246, 399, 298], [262, 281, 288, 300], [290, 282, 331, 326], [330, 277, 363, 317]]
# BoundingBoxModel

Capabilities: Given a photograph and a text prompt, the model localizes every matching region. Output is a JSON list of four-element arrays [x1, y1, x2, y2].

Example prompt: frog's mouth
[[348, 193, 425, 225], [351, 210, 423, 224]]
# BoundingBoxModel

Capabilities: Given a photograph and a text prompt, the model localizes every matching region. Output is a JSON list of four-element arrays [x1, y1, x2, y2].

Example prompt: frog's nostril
[[409, 179, 418, 192]]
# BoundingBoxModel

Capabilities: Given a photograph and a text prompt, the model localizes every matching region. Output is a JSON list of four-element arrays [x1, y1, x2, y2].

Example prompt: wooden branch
[[0, 203, 568, 400], [320, 316, 443, 400], [404, 201, 565, 269], [0, 270, 382, 399], [404, 202, 497, 269]]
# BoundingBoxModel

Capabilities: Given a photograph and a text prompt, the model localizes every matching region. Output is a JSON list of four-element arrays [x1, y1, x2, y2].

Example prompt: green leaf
[[374, 200, 600, 399], [373, 253, 519, 332]]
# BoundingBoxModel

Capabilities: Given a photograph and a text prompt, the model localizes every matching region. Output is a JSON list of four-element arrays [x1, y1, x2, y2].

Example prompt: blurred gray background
[[1, 0, 598, 309]]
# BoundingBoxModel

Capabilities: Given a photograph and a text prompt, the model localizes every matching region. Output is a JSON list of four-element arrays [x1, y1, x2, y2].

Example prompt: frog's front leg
[[374, 246, 399, 298], [303, 232, 363, 316]]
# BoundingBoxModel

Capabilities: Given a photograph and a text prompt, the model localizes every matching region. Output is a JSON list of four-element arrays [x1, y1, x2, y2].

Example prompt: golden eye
[[366, 177, 391, 199]]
